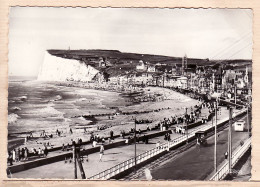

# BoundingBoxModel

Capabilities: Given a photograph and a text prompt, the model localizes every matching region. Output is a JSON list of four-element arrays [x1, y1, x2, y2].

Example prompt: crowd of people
[[7, 146, 48, 166], [135, 119, 153, 124], [153, 101, 215, 133], [89, 133, 106, 147]]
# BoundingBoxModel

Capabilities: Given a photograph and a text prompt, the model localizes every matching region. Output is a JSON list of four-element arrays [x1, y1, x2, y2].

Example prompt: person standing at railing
[[110, 130, 114, 140], [7, 151, 13, 166], [93, 140, 97, 147]]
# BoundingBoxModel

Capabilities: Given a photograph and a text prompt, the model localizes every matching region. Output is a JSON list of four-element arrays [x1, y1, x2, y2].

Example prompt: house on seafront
[[108, 76, 119, 85], [136, 60, 147, 71], [176, 76, 188, 89], [147, 65, 156, 72], [164, 75, 181, 88], [134, 72, 154, 86]]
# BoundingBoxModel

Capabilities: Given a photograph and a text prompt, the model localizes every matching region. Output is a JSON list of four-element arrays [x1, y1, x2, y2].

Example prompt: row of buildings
[[100, 57, 251, 99]]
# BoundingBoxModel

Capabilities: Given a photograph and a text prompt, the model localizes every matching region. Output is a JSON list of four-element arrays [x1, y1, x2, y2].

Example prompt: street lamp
[[228, 107, 233, 174], [132, 116, 137, 173], [214, 98, 219, 173], [185, 107, 188, 144], [247, 103, 251, 137]]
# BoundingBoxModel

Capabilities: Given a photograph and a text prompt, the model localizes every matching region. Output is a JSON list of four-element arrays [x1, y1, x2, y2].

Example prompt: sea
[[8, 76, 127, 139]]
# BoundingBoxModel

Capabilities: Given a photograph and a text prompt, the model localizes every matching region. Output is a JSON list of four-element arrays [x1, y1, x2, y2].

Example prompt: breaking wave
[[35, 104, 64, 118], [12, 96, 27, 102], [78, 116, 86, 121], [55, 95, 62, 101], [8, 113, 20, 123], [78, 98, 87, 101], [50, 95, 63, 102], [10, 106, 21, 111]]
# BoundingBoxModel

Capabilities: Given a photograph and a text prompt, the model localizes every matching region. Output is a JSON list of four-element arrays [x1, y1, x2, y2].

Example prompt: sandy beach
[[8, 79, 201, 151]]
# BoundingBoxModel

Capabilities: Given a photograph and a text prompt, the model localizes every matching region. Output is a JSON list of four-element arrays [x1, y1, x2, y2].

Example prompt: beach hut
[[234, 120, 245, 132]]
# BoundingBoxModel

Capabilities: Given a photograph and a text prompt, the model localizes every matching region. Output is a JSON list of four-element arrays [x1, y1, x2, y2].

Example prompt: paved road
[[148, 115, 250, 180]]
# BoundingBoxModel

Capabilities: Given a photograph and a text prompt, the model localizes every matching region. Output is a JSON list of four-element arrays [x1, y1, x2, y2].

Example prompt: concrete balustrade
[[89, 109, 247, 180], [210, 137, 251, 181]]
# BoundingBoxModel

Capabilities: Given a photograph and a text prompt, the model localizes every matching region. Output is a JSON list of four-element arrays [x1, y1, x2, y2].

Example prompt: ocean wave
[[8, 113, 20, 123], [55, 95, 62, 101], [39, 105, 63, 117], [50, 95, 63, 102], [20, 96, 27, 100], [13, 96, 27, 102], [78, 116, 86, 121], [10, 106, 21, 111], [78, 98, 87, 101]]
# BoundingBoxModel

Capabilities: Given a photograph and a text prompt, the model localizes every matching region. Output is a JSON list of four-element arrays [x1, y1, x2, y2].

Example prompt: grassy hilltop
[[47, 49, 252, 76]]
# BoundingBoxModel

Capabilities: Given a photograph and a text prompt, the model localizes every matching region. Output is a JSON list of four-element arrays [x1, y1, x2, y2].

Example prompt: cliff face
[[37, 51, 99, 82]]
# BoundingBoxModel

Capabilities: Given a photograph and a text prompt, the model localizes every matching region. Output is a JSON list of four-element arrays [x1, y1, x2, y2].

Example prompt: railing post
[[116, 165, 119, 174], [228, 107, 233, 174], [112, 167, 115, 176], [107, 169, 110, 179], [126, 160, 129, 169], [73, 143, 77, 179]]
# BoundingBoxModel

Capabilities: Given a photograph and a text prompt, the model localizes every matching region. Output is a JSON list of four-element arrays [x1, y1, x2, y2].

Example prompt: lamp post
[[234, 85, 237, 107], [214, 98, 218, 173], [185, 107, 188, 144], [73, 143, 77, 179], [247, 104, 250, 137], [132, 116, 137, 173], [228, 107, 233, 174]]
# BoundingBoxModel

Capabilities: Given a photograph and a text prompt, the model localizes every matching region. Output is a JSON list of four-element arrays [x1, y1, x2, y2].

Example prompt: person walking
[[17, 148, 21, 162], [24, 147, 28, 160], [93, 140, 97, 147], [12, 149, 16, 163], [44, 146, 48, 157], [38, 148, 41, 157], [21, 148, 25, 160], [225, 151, 228, 159], [99, 144, 105, 162], [8, 151, 13, 166], [110, 130, 114, 140]]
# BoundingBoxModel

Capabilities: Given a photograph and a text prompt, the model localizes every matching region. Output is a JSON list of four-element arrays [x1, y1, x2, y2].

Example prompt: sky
[[8, 7, 253, 76]]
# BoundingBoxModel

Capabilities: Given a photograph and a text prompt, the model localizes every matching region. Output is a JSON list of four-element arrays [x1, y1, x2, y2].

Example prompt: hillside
[[47, 49, 252, 77], [48, 49, 251, 65]]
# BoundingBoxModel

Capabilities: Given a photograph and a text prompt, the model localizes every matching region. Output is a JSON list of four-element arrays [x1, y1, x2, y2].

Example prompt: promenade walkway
[[8, 107, 235, 179]]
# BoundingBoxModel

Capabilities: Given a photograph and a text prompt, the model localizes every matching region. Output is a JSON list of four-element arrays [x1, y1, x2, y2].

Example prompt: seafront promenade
[[126, 114, 250, 180], [8, 106, 242, 179]]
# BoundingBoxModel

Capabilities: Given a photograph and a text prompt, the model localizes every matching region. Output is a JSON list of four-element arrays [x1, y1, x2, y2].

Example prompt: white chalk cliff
[[38, 51, 99, 82]]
